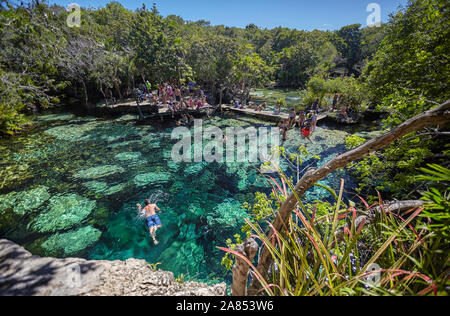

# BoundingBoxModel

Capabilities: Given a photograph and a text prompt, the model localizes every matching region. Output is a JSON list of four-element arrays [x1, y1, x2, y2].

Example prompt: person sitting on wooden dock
[[175, 87, 182, 102], [202, 97, 209, 107], [188, 81, 195, 96], [273, 103, 281, 115]]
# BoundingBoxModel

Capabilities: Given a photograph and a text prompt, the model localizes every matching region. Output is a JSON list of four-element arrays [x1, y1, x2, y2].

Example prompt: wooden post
[[135, 95, 144, 121], [219, 89, 223, 114], [231, 238, 258, 296]]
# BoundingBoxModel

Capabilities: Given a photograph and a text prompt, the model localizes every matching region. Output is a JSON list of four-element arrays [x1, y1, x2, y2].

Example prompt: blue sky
[[50, 0, 408, 30]]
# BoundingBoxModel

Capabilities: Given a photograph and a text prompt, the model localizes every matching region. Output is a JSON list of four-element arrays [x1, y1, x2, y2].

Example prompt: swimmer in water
[[137, 199, 162, 245]]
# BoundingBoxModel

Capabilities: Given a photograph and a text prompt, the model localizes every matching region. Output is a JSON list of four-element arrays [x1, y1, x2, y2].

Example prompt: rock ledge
[[0, 239, 226, 296]]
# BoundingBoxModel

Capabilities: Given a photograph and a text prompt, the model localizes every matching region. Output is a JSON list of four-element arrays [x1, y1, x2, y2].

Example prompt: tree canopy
[[0, 0, 389, 135]]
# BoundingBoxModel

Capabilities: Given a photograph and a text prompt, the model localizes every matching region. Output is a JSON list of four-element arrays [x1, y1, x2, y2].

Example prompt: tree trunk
[[114, 81, 122, 100], [219, 88, 223, 113], [134, 91, 144, 121], [81, 80, 88, 107], [249, 99, 450, 294], [231, 238, 258, 296]]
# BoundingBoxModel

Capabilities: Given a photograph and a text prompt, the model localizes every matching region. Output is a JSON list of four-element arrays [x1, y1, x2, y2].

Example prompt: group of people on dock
[[278, 110, 319, 143], [232, 95, 323, 143], [134, 81, 210, 118]]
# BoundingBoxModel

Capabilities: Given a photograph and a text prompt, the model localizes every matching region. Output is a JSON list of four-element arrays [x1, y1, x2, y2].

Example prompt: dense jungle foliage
[[0, 0, 448, 296], [0, 0, 448, 200], [0, 0, 387, 133]]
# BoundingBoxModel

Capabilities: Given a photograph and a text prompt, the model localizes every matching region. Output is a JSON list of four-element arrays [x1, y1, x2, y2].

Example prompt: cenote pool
[[0, 110, 362, 284], [250, 88, 302, 110]]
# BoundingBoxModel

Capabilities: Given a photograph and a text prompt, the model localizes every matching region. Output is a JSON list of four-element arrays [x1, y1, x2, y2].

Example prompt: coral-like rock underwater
[[0, 111, 354, 283]]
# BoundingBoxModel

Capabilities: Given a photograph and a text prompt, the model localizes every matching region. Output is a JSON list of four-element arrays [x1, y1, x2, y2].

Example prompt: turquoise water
[[0, 111, 354, 283], [250, 88, 303, 110]]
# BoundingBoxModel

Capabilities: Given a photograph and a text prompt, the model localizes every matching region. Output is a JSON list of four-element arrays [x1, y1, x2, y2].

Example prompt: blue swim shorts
[[146, 214, 162, 228]]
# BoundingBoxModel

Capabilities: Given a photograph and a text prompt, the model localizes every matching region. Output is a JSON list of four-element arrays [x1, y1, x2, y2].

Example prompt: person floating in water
[[137, 200, 162, 245]]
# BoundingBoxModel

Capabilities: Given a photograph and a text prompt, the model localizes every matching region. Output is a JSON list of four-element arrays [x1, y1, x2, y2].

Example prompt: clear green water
[[0, 110, 355, 284], [250, 88, 303, 110]]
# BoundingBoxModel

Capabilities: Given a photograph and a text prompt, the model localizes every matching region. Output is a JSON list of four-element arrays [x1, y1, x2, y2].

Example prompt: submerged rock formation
[[0, 239, 227, 296], [32, 194, 96, 233]]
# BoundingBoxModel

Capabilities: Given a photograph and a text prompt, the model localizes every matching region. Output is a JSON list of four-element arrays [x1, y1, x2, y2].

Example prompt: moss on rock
[[83, 181, 128, 197], [74, 165, 125, 180], [0, 164, 31, 190], [0, 186, 50, 215], [32, 194, 96, 233], [44, 122, 100, 141], [13, 186, 51, 215], [38, 113, 76, 122], [206, 199, 248, 228], [134, 172, 172, 187], [42, 225, 102, 256], [114, 152, 142, 161]]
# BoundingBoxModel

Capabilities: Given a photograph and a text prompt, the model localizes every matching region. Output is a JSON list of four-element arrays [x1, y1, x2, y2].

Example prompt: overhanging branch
[[250, 99, 450, 292]]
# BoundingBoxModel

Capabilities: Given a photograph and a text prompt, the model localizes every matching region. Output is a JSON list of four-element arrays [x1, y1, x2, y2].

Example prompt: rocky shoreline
[[0, 239, 227, 296]]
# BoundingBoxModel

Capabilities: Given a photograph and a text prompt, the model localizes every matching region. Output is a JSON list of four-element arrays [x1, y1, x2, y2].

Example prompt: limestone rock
[[42, 226, 102, 256], [0, 239, 227, 296], [74, 165, 125, 180], [32, 194, 96, 233], [134, 172, 172, 187]]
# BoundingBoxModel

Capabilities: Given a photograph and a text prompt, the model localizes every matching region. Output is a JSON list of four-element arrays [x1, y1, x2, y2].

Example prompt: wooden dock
[[92, 99, 329, 123], [93, 99, 215, 119], [220, 105, 329, 122]]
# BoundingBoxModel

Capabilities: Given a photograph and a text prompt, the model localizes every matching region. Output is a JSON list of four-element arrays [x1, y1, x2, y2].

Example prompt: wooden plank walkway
[[94, 99, 329, 123], [94, 99, 215, 118], [220, 105, 329, 122]]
